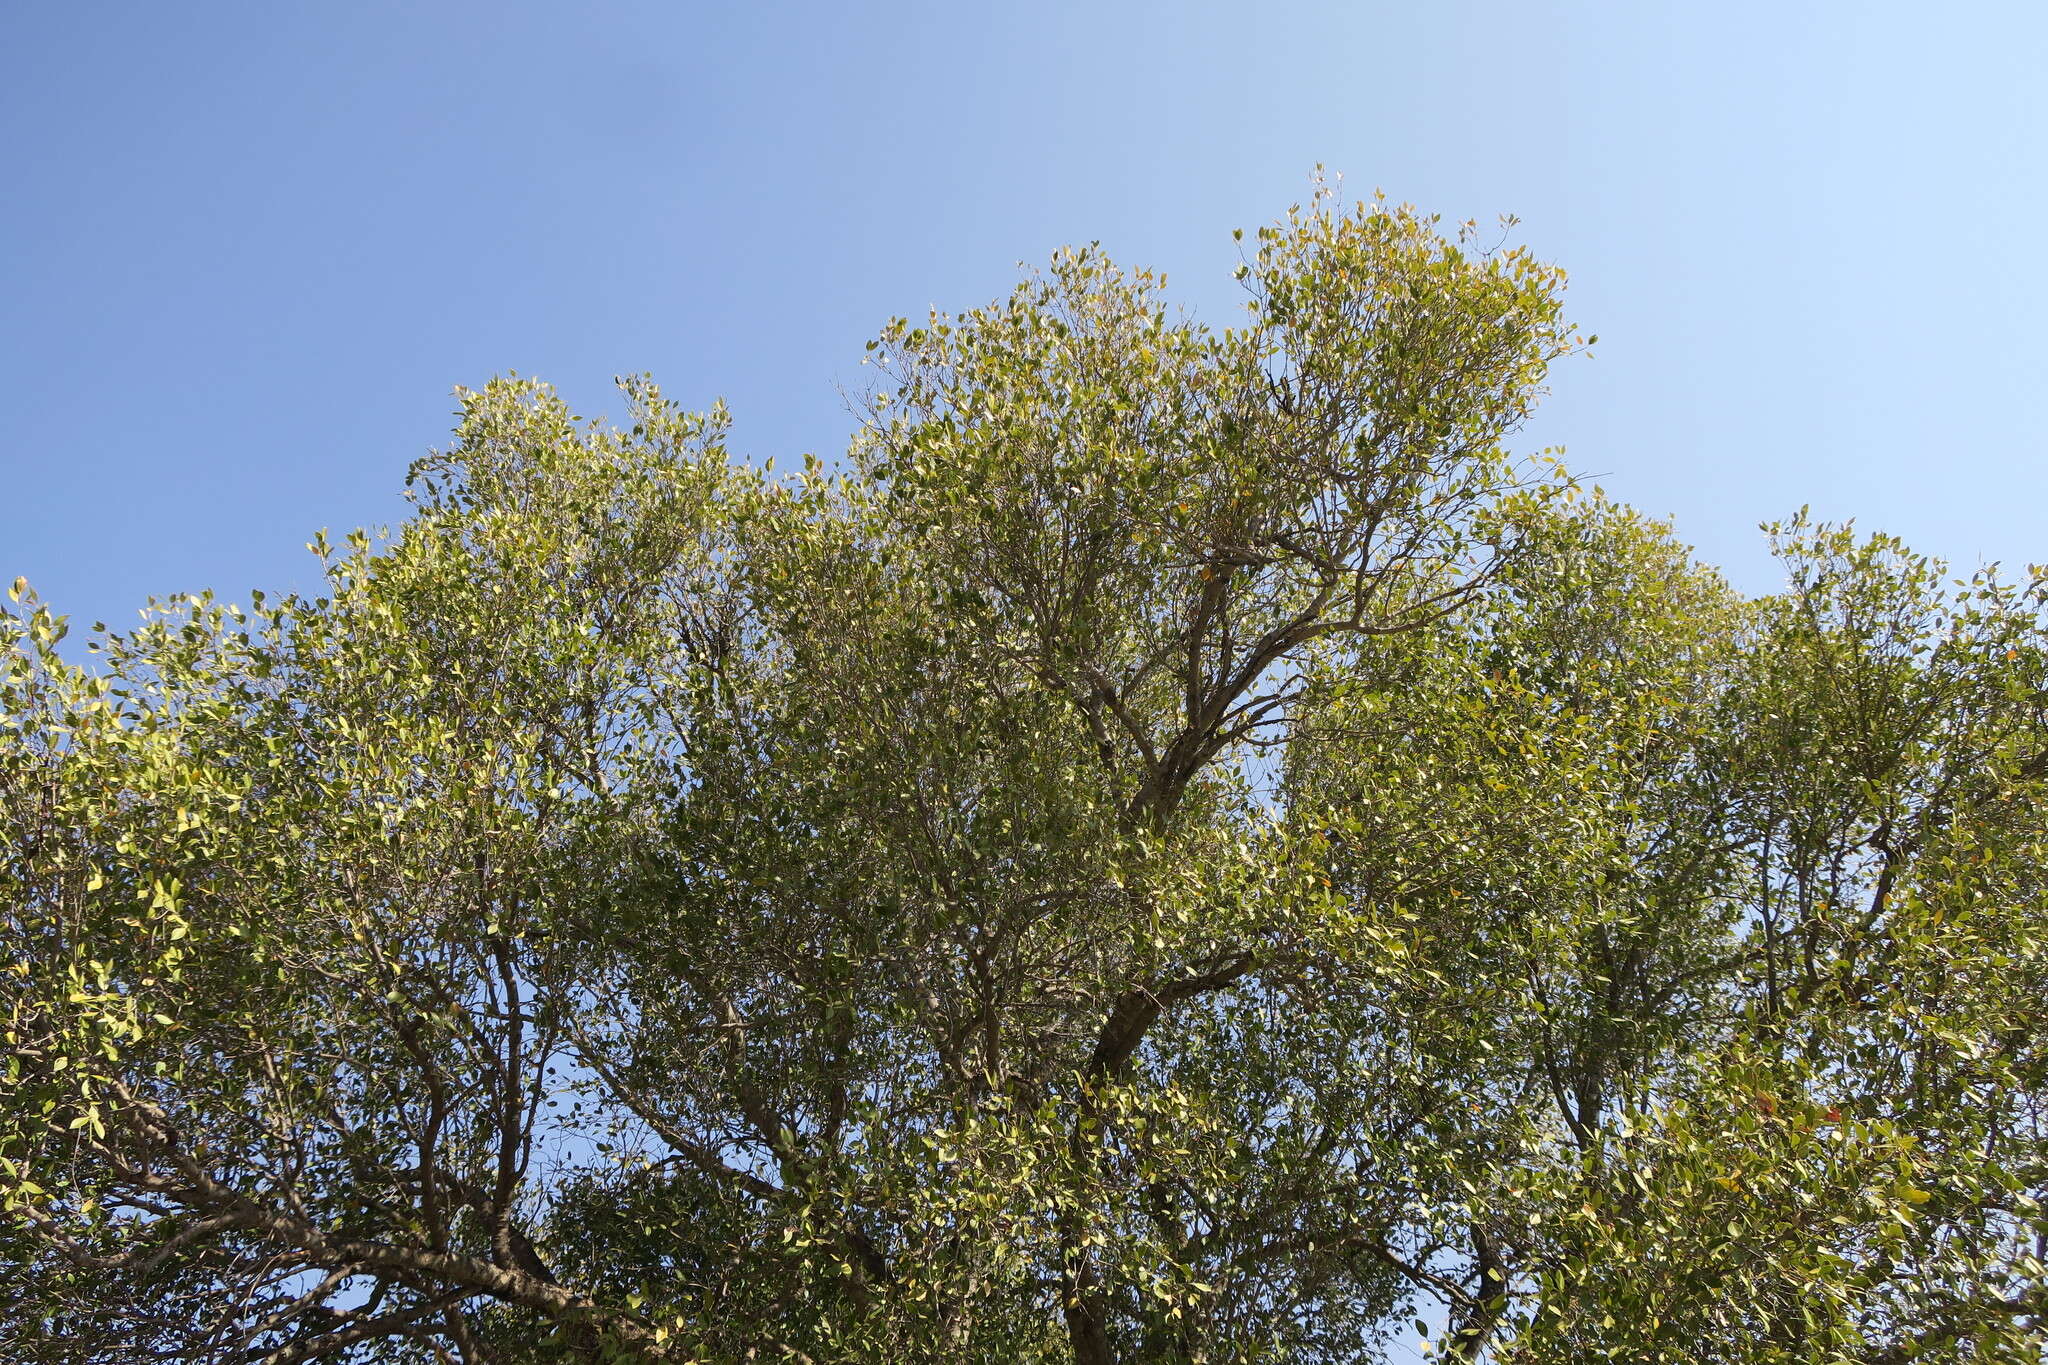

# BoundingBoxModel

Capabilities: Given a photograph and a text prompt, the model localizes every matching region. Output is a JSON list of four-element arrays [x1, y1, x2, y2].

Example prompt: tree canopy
[[4, 191, 2045, 1364]]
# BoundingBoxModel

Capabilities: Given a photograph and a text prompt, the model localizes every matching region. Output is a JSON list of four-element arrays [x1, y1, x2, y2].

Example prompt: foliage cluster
[[4, 190, 2045, 1363]]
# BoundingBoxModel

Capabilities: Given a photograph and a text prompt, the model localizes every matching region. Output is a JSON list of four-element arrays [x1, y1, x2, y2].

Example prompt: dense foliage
[[4, 192, 2045, 1363]]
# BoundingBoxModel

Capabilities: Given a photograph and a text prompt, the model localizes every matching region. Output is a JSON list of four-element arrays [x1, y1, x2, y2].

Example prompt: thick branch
[[1090, 953, 1257, 1077]]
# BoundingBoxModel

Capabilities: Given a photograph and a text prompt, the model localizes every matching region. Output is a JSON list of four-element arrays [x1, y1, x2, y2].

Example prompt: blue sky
[[4, 0, 2043, 637]]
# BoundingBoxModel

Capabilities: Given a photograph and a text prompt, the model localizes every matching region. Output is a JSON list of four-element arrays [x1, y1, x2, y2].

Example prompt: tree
[[3, 188, 2044, 1364]]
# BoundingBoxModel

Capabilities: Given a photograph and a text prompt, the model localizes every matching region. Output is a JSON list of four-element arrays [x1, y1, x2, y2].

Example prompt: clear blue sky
[[5, 0, 2044, 636]]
